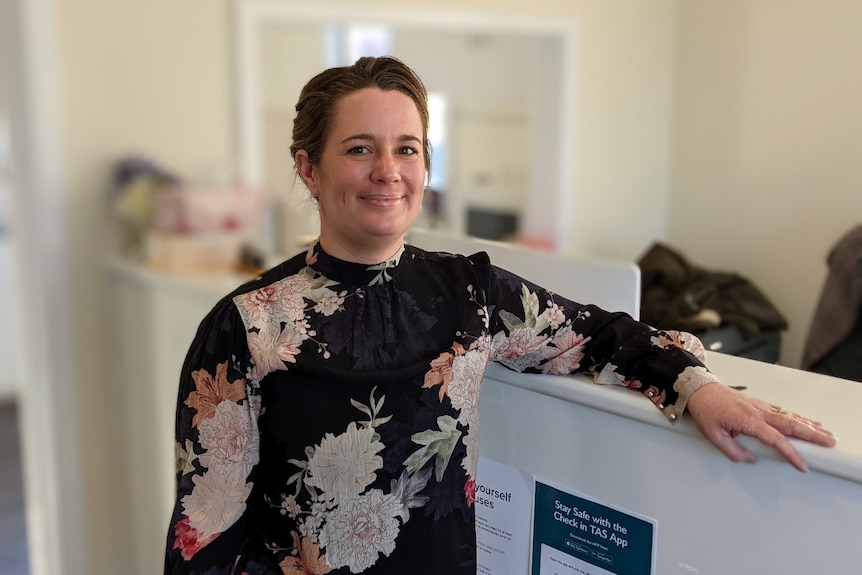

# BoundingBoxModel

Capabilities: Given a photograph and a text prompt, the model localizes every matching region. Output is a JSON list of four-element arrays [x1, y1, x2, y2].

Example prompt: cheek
[[406, 166, 427, 188], [316, 167, 357, 198], [335, 165, 369, 190]]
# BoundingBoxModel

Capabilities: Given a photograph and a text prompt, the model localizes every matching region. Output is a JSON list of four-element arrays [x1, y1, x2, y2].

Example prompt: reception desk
[[105, 256, 860, 575], [478, 356, 861, 574]]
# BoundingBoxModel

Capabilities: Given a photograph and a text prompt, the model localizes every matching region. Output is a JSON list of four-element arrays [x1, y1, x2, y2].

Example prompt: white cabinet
[[105, 260, 248, 575]]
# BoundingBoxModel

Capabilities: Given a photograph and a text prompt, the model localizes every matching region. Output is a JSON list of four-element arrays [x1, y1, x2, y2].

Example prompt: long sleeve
[[164, 295, 262, 574], [484, 262, 720, 422]]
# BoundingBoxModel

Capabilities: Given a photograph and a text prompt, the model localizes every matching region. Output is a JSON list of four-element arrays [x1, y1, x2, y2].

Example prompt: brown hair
[[290, 56, 431, 173]]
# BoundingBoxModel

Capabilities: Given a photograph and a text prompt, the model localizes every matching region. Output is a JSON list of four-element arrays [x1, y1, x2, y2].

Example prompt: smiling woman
[[163, 55, 836, 575]]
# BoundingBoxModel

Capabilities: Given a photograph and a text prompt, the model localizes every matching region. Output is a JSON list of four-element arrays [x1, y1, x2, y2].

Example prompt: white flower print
[[491, 327, 554, 372], [247, 324, 303, 378], [279, 274, 314, 301], [197, 401, 259, 475], [305, 422, 384, 505], [281, 494, 300, 519], [539, 301, 566, 329], [319, 489, 402, 573], [594, 362, 622, 384], [281, 291, 309, 324], [310, 499, 328, 520], [294, 317, 312, 337], [233, 285, 281, 326], [182, 468, 252, 539], [448, 347, 486, 424], [314, 289, 346, 316], [460, 426, 480, 480], [247, 393, 261, 420], [299, 515, 319, 543], [235, 276, 312, 329]]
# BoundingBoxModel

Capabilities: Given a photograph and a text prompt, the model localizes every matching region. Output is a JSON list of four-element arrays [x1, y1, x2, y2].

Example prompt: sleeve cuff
[[661, 365, 722, 424]]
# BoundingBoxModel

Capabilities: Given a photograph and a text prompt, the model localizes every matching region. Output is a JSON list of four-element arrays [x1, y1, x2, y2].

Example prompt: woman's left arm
[[481, 262, 838, 471]]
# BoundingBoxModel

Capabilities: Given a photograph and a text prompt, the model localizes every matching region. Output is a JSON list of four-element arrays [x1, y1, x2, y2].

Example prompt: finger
[[767, 411, 839, 447], [703, 427, 758, 465], [703, 414, 808, 472], [750, 422, 809, 472]]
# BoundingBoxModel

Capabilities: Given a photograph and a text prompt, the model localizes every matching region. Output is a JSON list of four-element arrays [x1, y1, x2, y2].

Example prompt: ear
[[294, 150, 319, 198]]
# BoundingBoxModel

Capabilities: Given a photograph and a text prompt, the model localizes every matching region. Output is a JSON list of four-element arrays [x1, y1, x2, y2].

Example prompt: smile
[[360, 195, 404, 207]]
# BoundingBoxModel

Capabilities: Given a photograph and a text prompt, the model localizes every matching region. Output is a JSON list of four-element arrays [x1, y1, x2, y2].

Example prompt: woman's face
[[296, 88, 426, 261]]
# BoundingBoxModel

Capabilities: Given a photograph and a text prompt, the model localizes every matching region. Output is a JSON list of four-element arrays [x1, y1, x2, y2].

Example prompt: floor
[[0, 401, 30, 575]]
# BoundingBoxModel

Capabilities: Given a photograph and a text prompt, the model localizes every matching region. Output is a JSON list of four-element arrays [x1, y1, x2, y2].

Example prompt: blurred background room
[[1, 0, 859, 574]]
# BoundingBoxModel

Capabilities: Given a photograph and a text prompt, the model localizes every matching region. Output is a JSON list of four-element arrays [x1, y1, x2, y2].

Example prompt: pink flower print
[[172, 516, 219, 561], [542, 331, 592, 375], [248, 325, 303, 378], [464, 477, 476, 508]]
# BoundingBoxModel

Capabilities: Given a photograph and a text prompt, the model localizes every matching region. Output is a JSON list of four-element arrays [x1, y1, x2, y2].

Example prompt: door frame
[[7, 0, 89, 573]]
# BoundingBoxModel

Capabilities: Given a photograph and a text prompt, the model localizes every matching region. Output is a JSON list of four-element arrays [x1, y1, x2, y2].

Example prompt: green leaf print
[[404, 415, 462, 482], [499, 284, 551, 334], [175, 439, 198, 476]]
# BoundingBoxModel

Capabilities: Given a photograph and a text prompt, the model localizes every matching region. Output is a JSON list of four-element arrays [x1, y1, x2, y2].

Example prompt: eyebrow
[[340, 133, 423, 145]]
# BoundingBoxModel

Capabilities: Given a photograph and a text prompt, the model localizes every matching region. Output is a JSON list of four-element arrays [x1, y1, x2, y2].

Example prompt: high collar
[[305, 241, 407, 286]]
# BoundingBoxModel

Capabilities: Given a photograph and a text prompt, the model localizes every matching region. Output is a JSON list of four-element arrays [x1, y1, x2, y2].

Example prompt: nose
[[371, 151, 400, 184]]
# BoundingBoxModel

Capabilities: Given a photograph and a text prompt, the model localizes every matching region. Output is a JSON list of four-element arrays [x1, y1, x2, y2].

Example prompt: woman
[[164, 56, 835, 574]]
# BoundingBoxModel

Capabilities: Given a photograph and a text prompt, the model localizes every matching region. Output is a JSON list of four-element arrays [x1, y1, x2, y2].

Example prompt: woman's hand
[[685, 382, 838, 472]]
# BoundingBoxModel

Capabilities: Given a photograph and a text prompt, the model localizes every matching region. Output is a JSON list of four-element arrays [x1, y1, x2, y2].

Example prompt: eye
[[397, 146, 419, 156], [347, 146, 370, 155]]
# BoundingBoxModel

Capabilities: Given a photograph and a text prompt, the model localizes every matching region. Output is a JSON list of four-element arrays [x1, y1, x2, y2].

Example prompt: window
[[325, 24, 392, 67]]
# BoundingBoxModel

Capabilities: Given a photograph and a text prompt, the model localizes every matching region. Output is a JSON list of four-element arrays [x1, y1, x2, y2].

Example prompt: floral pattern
[[165, 242, 718, 574]]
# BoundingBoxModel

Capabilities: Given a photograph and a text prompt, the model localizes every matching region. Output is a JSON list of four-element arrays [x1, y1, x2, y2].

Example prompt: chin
[[366, 227, 409, 241], [367, 217, 416, 237]]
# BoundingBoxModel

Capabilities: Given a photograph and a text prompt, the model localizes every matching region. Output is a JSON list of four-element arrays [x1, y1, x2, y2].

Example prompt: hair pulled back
[[290, 56, 431, 173]]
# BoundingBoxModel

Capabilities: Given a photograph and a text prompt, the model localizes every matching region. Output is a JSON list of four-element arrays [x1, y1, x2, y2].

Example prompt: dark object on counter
[[237, 243, 266, 275], [808, 309, 862, 382], [697, 324, 782, 364], [637, 242, 787, 362], [801, 224, 862, 382], [112, 155, 181, 196]]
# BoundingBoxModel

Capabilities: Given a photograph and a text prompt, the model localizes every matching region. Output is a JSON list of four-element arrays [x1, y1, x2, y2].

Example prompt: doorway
[[0, 0, 29, 571]]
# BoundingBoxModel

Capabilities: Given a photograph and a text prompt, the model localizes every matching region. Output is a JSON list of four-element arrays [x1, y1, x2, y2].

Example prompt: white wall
[[48, 1, 234, 572], [564, 0, 678, 260], [671, 0, 862, 367]]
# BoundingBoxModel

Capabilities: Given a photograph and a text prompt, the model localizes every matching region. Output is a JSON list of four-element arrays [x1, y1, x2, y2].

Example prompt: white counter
[[482, 353, 862, 483], [105, 260, 861, 575], [478, 355, 861, 574]]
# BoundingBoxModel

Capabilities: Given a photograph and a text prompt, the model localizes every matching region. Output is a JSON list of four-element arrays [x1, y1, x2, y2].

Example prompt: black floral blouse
[[164, 242, 718, 574]]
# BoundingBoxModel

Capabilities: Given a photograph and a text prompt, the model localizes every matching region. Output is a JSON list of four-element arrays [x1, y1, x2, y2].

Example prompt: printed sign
[[475, 457, 534, 575], [531, 480, 657, 575]]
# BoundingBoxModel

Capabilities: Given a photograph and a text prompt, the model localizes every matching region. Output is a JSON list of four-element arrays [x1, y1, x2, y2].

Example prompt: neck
[[318, 234, 405, 265]]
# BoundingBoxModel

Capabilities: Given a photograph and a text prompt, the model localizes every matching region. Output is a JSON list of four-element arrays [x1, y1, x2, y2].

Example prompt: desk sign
[[531, 480, 657, 575], [475, 457, 534, 575]]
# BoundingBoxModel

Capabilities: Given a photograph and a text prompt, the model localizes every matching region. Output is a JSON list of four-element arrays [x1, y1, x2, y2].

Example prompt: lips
[[360, 194, 404, 207]]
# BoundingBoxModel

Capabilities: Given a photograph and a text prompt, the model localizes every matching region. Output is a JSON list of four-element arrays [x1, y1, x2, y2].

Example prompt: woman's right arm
[[164, 298, 261, 574]]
